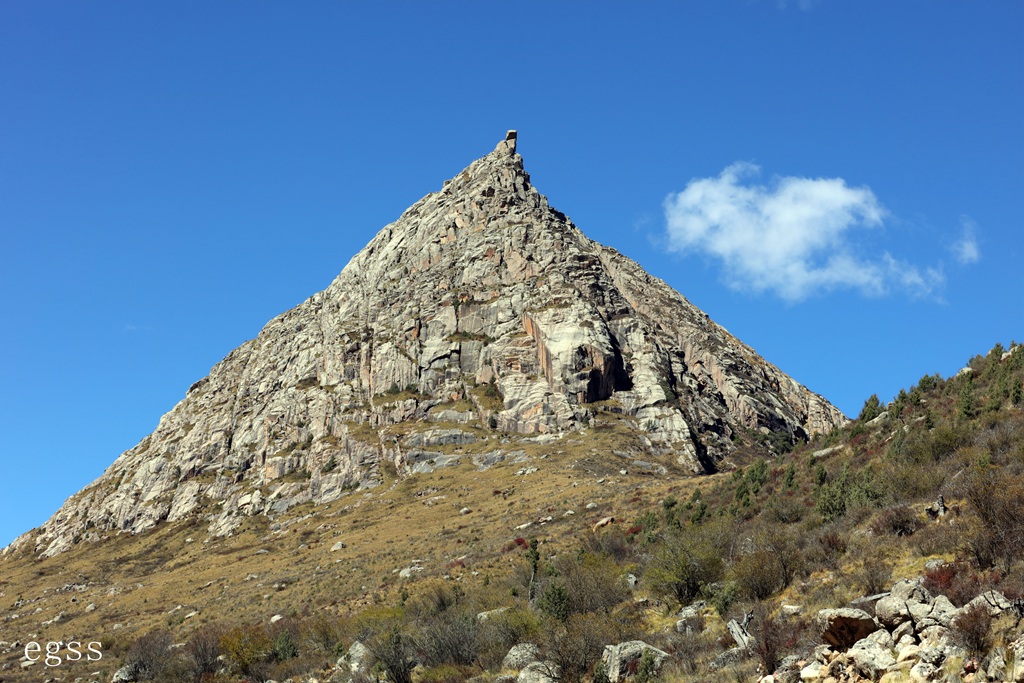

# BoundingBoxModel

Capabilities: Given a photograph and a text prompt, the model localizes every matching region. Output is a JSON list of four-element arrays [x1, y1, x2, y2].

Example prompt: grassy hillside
[[1, 344, 1022, 683]]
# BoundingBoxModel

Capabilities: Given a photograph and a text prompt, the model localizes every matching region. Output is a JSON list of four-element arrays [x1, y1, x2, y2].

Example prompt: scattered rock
[[398, 565, 423, 579]]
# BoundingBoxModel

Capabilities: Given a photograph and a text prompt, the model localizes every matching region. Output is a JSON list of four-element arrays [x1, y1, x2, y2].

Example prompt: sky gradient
[[2, 2, 1022, 548]]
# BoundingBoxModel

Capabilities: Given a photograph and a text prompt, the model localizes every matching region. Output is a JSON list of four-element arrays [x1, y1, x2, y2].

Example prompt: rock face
[[8, 132, 847, 558]]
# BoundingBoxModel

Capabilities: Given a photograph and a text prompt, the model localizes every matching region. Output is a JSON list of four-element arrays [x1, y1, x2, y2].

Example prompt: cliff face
[[10, 132, 846, 558]]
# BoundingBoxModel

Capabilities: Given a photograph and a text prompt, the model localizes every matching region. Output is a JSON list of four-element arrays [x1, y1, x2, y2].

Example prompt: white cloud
[[952, 216, 980, 265], [663, 163, 943, 301]]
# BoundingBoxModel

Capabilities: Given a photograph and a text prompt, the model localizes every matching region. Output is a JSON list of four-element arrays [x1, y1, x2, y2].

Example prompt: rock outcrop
[[7, 132, 846, 558], [601, 641, 670, 683], [790, 578, 1024, 683]]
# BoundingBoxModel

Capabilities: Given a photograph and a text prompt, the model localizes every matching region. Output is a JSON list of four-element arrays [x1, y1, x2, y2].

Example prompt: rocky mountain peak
[[7, 133, 847, 559]]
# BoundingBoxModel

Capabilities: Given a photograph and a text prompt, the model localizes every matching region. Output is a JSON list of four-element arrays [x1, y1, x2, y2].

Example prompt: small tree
[[221, 624, 272, 679], [958, 381, 977, 420], [537, 581, 570, 622], [526, 538, 540, 604], [858, 394, 883, 422]]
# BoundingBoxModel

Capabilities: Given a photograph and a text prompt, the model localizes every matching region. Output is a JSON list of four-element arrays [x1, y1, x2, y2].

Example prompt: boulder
[[874, 594, 911, 628], [600, 641, 669, 682], [965, 590, 1012, 616], [816, 608, 879, 648], [517, 661, 559, 683], [909, 660, 937, 681], [875, 578, 936, 629], [502, 643, 540, 670], [477, 607, 510, 621], [848, 630, 896, 679], [926, 594, 958, 628], [1010, 637, 1024, 683], [111, 663, 143, 683], [709, 647, 747, 671], [336, 641, 372, 679], [676, 602, 706, 635], [891, 579, 931, 603], [987, 647, 1007, 681], [799, 663, 823, 680]]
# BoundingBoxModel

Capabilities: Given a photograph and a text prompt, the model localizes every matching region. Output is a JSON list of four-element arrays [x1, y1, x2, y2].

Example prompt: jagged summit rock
[[8, 133, 846, 558]]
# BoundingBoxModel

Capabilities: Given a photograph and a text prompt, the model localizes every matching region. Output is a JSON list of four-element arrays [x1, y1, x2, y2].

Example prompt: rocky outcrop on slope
[[770, 579, 1024, 683], [7, 132, 846, 558]]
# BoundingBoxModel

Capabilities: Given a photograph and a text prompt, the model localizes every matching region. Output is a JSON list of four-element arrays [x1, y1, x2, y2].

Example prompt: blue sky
[[1, 2, 1021, 548]]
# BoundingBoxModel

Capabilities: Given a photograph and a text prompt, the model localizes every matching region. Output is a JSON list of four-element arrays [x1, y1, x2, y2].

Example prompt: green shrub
[[184, 623, 225, 679], [221, 624, 272, 678], [869, 505, 919, 537], [366, 625, 417, 683], [476, 607, 541, 669], [420, 610, 478, 666], [123, 629, 183, 681], [541, 611, 636, 683], [732, 550, 785, 601], [707, 580, 739, 617], [554, 552, 629, 616], [855, 550, 893, 595], [645, 520, 727, 606], [635, 648, 661, 683], [272, 628, 298, 661]]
